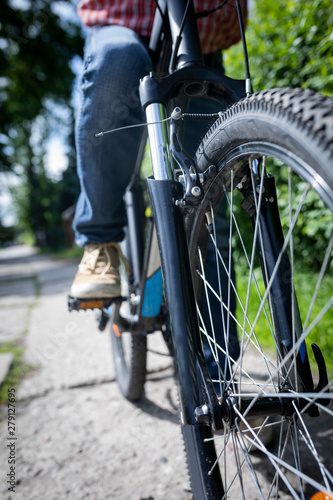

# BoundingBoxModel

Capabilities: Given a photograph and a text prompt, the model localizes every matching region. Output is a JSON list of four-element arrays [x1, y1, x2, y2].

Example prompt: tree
[[0, 0, 83, 245], [223, 0, 333, 269], [225, 0, 333, 96]]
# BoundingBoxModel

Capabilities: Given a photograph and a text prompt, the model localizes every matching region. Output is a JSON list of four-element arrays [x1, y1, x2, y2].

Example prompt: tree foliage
[[0, 0, 83, 246], [225, 0, 333, 96], [0, 0, 83, 169], [224, 0, 332, 269]]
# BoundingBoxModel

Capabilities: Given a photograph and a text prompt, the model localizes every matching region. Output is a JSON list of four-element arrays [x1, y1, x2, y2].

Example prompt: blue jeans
[[74, 26, 152, 246], [73, 25, 239, 382]]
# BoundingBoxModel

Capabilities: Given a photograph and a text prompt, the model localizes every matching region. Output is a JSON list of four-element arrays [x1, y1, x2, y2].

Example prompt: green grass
[[235, 268, 333, 377], [38, 245, 82, 260], [0, 272, 40, 405], [0, 344, 31, 405]]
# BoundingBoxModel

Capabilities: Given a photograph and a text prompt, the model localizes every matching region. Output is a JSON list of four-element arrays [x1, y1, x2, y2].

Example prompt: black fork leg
[[147, 177, 223, 428], [253, 175, 316, 401], [147, 177, 203, 423]]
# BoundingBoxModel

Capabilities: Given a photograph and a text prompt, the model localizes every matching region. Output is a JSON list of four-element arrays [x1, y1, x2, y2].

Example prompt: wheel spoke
[[303, 231, 333, 332], [195, 266, 277, 393], [245, 183, 310, 360], [288, 169, 299, 392], [294, 403, 333, 490], [184, 88, 333, 499]]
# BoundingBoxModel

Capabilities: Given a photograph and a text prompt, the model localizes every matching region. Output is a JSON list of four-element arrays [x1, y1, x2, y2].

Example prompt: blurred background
[[1, 0, 84, 252]]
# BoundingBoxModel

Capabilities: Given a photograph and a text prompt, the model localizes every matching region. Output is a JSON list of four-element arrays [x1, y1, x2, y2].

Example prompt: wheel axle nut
[[195, 404, 211, 425]]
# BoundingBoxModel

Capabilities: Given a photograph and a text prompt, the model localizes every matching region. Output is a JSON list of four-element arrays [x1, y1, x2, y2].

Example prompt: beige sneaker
[[70, 242, 131, 299]]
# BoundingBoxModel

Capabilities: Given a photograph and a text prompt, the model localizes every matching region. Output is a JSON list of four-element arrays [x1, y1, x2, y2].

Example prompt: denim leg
[[73, 26, 152, 246]]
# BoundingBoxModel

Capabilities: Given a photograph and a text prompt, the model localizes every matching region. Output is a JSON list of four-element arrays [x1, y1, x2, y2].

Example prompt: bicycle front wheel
[[184, 88, 333, 499]]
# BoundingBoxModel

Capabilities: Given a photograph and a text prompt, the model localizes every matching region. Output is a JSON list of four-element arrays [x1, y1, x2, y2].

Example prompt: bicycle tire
[[110, 245, 147, 402], [182, 88, 333, 499], [111, 324, 147, 402]]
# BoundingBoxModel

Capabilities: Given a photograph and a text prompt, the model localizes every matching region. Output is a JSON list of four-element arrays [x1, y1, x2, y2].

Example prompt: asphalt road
[[0, 245, 192, 500]]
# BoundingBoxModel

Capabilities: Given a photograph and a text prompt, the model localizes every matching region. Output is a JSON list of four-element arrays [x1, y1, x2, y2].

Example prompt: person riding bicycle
[[70, 0, 247, 382]]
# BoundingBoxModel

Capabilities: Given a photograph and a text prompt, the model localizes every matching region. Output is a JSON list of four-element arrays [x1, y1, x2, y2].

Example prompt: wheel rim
[[190, 144, 333, 499]]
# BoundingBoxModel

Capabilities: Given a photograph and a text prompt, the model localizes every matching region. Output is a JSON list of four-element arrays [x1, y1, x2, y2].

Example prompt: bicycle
[[68, 1, 333, 498]]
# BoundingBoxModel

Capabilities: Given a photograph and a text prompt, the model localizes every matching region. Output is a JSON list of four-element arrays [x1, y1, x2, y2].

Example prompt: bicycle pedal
[[67, 295, 123, 312]]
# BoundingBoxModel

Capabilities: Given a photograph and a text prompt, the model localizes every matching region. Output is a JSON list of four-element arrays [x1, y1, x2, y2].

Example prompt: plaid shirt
[[77, 0, 247, 54]]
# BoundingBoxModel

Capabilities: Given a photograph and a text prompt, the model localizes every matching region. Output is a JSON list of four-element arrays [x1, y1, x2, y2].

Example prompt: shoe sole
[[70, 283, 121, 299]]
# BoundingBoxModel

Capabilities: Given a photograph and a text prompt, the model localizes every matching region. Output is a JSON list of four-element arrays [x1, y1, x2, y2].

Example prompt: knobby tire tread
[[196, 88, 333, 191], [111, 328, 147, 402]]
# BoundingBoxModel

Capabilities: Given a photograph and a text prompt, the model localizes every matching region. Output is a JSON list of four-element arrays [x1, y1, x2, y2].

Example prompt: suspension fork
[[145, 102, 222, 429], [249, 174, 329, 414]]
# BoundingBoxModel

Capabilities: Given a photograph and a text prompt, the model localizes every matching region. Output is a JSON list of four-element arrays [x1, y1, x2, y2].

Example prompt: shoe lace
[[80, 243, 131, 275]]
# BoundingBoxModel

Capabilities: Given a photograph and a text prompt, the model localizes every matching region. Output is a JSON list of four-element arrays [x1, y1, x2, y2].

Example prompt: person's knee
[[93, 26, 151, 86], [90, 27, 151, 119]]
